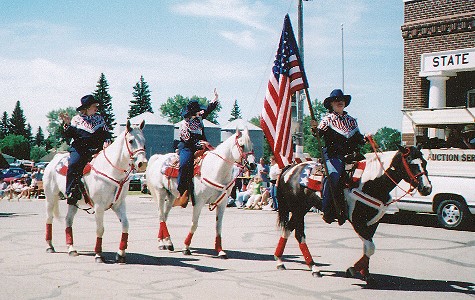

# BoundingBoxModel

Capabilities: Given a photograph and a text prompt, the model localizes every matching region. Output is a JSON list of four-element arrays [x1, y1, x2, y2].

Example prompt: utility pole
[[294, 0, 306, 153], [341, 23, 345, 92]]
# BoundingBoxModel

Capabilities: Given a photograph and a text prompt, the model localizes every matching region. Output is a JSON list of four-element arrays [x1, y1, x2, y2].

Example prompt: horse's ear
[[397, 144, 405, 152], [139, 120, 145, 130], [416, 143, 422, 151], [236, 127, 241, 138], [126, 120, 132, 133]]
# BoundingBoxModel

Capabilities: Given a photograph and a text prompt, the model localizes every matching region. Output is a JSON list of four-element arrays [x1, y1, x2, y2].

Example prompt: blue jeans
[[269, 182, 278, 209], [322, 152, 345, 215], [178, 147, 194, 195], [66, 149, 90, 195]]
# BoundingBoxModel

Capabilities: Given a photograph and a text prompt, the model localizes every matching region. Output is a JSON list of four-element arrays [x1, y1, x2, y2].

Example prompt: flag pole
[[302, 87, 347, 223]]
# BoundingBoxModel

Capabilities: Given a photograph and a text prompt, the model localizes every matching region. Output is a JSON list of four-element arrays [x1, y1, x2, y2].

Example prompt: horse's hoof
[[46, 247, 56, 253], [116, 253, 126, 264], [218, 254, 228, 259], [68, 250, 79, 257], [158, 245, 167, 250], [167, 245, 175, 252], [364, 275, 377, 286], [276, 264, 286, 270], [312, 271, 323, 278], [183, 249, 192, 255], [95, 256, 105, 263], [346, 267, 356, 278]]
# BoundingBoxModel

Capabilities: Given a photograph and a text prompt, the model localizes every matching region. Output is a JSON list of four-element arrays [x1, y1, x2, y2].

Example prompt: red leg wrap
[[65, 227, 73, 245], [184, 232, 193, 246], [299, 243, 314, 266], [119, 233, 128, 250], [274, 237, 288, 258], [158, 224, 163, 239], [95, 237, 103, 254], [46, 224, 52, 241], [354, 255, 369, 275], [161, 222, 170, 238], [215, 235, 222, 252]]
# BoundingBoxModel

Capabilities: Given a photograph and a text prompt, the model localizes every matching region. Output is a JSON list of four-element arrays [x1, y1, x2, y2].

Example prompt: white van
[[388, 148, 475, 229]]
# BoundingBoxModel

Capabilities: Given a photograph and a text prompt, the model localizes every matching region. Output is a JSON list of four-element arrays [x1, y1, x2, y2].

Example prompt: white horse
[[44, 120, 147, 263], [146, 128, 254, 258]]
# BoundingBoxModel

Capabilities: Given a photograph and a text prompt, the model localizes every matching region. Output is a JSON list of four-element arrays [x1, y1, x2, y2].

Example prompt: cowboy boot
[[173, 190, 189, 208]]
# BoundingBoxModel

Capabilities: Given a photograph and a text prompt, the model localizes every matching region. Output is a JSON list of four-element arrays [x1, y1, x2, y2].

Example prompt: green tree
[[361, 126, 402, 153], [249, 116, 272, 159], [93, 73, 116, 131], [160, 94, 221, 124], [128, 75, 153, 119], [34, 126, 45, 147], [0, 134, 30, 159], [0, 111, 9, 139], [229, 99, 242, 122], [303, 100, 327, 158], [26, 123, 33, 144], [30, 145, 48, 162], [9, 101, 28, 139], [46, 107, 77, 149]]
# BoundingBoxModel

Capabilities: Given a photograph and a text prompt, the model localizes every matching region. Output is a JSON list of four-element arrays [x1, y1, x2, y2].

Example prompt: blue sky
[[0, 0, 404, 135]]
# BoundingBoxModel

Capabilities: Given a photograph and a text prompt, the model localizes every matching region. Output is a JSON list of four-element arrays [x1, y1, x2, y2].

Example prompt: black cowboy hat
[[76, 95, 100, 112], [323, 89, 351, 110], [181, 100, 206, 118]]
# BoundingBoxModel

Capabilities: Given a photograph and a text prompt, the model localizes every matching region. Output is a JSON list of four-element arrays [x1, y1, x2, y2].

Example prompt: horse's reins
[[202, 134, 253, 211], [89, 130, 146, 204], [366, 136, 425, 205]]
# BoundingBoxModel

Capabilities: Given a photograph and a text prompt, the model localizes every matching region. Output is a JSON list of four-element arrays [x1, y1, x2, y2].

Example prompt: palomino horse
[[274, 145, 432, 284], [146, 128, 254, 258], [44, 120, 147, 263]]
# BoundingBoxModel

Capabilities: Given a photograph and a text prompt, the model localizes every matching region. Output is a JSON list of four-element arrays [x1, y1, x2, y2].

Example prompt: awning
[[402, 107, 475, 128]]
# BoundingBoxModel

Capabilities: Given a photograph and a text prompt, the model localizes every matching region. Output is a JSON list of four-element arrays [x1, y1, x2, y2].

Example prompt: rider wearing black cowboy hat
[[311, 89, 366, 225], [174, 89, 219, 207], [59, 95, 112, 205]]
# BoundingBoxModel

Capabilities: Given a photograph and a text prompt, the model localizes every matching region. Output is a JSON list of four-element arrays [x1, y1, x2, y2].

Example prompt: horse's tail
[[276, 165, 293, 229]]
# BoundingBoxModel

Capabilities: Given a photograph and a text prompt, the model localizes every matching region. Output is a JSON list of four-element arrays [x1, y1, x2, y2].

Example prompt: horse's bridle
[[209, 134, 254, 168], [367, 135, 426, 201]]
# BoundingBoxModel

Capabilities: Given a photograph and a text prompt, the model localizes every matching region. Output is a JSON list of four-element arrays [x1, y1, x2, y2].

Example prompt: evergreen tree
[[128, 75, 153, 119], [93, 73, 116, 131], [0, 111, 9, 139], [229, 99, 242, 122], [26, 123, 33, 144], [9, 101, 28, 139], [35, 126, 45, 147]]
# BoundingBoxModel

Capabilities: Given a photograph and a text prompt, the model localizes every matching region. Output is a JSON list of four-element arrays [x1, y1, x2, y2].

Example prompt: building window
[[468, 89, 475, 108]]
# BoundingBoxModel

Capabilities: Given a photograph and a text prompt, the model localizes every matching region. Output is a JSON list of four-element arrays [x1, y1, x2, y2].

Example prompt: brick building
[[401, 0, 475, 147]]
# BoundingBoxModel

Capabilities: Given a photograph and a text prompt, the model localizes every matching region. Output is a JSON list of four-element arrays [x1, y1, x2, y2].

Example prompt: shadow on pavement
[[92, 251, 226, 273], [328, 270, 475, 294]]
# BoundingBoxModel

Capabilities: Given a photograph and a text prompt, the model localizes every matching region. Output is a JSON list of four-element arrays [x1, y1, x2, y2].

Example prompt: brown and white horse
[[44, 120, 147, 263], [274, 145, 432, 284], [146, 128, 254, 258]]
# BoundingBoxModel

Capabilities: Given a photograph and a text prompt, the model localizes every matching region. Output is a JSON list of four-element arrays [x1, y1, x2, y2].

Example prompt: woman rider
[[311, 89, 365, 225], [174, 89, 219, 208], [59, 95, 112, 205]]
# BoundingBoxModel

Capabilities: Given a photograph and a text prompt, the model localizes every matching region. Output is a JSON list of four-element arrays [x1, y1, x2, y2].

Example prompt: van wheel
[[436, 199, 470, 230]]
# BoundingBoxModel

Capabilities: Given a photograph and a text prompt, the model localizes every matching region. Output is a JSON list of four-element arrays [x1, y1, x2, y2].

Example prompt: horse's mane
[[360, 151, 397, 184]]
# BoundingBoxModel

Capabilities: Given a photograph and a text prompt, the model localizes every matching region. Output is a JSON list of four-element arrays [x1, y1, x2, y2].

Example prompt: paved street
[[0, 195, 474, 300]]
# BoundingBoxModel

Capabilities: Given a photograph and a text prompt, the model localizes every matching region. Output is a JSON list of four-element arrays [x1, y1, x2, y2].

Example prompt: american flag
[[260, 14, 308, 168]]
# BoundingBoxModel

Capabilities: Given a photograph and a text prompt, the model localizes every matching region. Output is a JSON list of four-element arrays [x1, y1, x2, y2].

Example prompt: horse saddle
[[161, 151, 208, 178], [299, 160, 367, 192], [55, 156, 92, 177]]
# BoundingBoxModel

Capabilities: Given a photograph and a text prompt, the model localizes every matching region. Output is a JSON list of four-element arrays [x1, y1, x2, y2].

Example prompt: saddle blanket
[[299, 163, 324, 191], [160, 154, 202, 178], [299, 160, 367, 191], [55, 155, 92, 176]]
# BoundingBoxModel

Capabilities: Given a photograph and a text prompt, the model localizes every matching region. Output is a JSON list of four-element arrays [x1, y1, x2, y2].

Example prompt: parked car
[[0, 167, 28, 180], [388, 148, 475, 230], [129, 173, 146, 191]]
